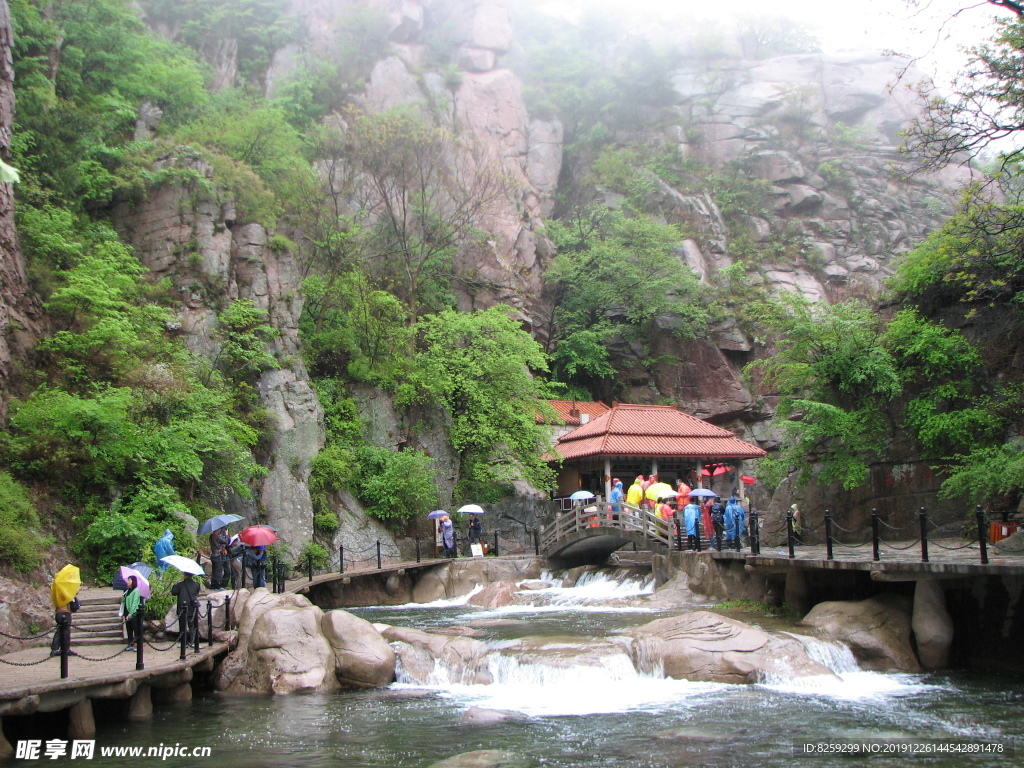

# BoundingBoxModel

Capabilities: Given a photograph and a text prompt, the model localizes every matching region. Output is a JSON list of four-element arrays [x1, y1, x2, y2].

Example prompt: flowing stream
[[48, 570, 1024, 767]]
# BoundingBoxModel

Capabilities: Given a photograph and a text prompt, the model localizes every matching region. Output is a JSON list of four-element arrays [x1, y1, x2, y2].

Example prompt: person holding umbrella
[[171, 573, 201, 646], [441, 515, 456, 558], [199, 514, 243, 590], [49, 564, 81, 657], [238, 525, 277, 587], [120, 575, 142, 650]]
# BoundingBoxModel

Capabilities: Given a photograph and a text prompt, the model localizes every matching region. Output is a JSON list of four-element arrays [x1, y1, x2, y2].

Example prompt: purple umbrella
[[428, 510, 449, 519], [117, 566, 151, 599]]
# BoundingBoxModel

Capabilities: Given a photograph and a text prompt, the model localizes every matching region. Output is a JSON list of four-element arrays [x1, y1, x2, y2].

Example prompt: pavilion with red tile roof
[[550, 403, 766, 502]]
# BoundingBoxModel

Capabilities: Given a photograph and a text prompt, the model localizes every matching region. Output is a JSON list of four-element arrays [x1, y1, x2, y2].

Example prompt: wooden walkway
[[281, 557, 450, 594]]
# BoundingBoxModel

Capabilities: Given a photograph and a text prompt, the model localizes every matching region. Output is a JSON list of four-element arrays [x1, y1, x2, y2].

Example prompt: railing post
[[240, 557, 246, 589], [750, 509, 760, 555], [534, 528, 540, 556], [493, 531, 499, 558], [193, 604, 200, 653], [674, 510, 683, 551], [271, 556, 278, 592], [207, 602, 213, 647], [786, 511, 795, 559], [871, 509, 880, 561], [977, 505, 989, 565], [694, 510, 702, 552], [179, 606, 187, 661], [415, 535, 421, 563], [278, 562, 286, 592], [224, 596, 231, 630], [136, 607, 144, 670], [339, 546, 345, 574], [919, 507, 930, 563], [308, 552, 314, 582], [58, 613, 70, 679], [824, 509, 834, 561]]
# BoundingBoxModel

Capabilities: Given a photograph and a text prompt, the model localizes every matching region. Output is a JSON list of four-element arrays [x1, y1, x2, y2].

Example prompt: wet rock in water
[[652, 727, 733, 742], [560, 565, 598, 588], [322, 609, 396, 688], [466, 581, 518, 609], [627, 610, 839, 684], [413, 562, 451, 603], [516, 580, 552, 590], [216, 590, 339, 695], [801, 594, 921, 672], [460, 706, 524, 725], [384, 625, 493, 684], [426, 625, 484, 637], [427, 750, 532, 768]]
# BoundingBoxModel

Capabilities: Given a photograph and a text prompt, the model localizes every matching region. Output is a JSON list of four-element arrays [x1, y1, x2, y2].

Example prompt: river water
[[34, 571, 1024, 767]]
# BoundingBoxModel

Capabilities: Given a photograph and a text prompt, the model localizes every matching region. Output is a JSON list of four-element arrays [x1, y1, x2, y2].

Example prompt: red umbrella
[[701, 468, 712, 476], [238, 525, 279, 546], [713, 466, 731, 476]]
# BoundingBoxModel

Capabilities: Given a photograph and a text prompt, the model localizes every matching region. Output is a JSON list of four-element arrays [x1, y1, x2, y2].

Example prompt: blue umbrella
[[428, 510, 448, 519], [197, 514, 245, 535], [688, 488, 718, 498], [569, 491, 595, 501]]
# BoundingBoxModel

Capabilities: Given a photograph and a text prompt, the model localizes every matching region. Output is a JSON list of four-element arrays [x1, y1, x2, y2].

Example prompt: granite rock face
[[801, 594, 921, 672]]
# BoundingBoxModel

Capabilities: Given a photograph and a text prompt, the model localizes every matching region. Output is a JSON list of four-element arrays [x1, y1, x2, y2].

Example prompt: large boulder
[[801, 594, 921, 672], [627, 611, 838, 684], [384, 625, 492, 685], [466, 581, 518, 609], [216, 590, 338, 694], [912, 580, 953, 670], [321, 610, 396, 688]]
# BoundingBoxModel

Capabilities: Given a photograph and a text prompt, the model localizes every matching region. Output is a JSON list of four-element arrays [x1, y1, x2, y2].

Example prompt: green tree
[[407, 307, 556, 497]]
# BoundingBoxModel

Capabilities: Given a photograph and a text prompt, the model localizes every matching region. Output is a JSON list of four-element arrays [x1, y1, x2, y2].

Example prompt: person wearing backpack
[[710, 499, 725, 551], [724, 497, 745, 547]]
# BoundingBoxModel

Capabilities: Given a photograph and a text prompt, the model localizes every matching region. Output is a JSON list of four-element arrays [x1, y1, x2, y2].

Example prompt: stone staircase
[[69, 594, 125, 647]]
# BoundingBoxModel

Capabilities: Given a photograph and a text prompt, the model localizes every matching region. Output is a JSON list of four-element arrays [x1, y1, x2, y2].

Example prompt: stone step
[[72, 615, 121, 627], [78, 594, 122, 606]]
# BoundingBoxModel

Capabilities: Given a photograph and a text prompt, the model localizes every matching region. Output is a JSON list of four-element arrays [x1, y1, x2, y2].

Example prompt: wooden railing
[[540, 502, 672, 553]]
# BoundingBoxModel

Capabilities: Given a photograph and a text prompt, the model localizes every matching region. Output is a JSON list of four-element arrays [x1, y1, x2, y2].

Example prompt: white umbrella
[[569, 491, 595, 501], [160, 555, 205, 575], [457, 504, 486, 514]]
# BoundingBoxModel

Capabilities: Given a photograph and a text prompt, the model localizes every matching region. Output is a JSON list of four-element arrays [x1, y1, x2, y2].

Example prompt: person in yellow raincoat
[[626, 476, 644, 510]]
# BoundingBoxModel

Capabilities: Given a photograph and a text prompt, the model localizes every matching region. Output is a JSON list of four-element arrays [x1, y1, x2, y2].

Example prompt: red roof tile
[[538, 399, 611, 425], [554, 403, 766, 461]]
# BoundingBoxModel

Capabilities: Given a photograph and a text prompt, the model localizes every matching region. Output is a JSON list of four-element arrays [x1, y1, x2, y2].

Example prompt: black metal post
[[308, 552, 314, 582], [871, 509, 880, 561], [824, 510, 834, 561], [674, 510, 683, 551], [534, 528, 540, 556], [277, 563, 286, 592], [750, 509, 760, 555], [786, 511, 795, 559], [339, 546, 345, 574], [271, 556, 278, 592], [193, 604, 200, 653], [240, 558, 246, 589], [735, 510, 743, 553], [415, 535, 421, 563], [207, 601, 213, 647], [977, 505, 989, 565], [493, 531, 499, 557], [377, 540, 382, 569], [135, 607, 144, 670], [179, 606, 187, 660], [695, 510, 703, 552], [59, 614, 70, 679], [224, 596, 231, 630], [919, 507, 930, 563]]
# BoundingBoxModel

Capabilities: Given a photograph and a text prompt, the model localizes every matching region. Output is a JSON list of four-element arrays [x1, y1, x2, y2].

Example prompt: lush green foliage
[[0, 472, 48, 572], [406, 307, 557, 497], [545, 206, 707, 388]]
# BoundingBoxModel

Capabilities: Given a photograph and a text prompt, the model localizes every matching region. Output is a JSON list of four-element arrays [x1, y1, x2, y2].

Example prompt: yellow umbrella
[[645, 482, 674, 501], [51, 564, 82, 609]]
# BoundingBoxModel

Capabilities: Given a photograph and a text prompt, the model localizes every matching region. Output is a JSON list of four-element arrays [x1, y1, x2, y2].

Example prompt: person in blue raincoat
[[609, 480, 624, 521], [153, 529, 176, 572], [724, 497, 746, 545], [683, 497, 701, 550]]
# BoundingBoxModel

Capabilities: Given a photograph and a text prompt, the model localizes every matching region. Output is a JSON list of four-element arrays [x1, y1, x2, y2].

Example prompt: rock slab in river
[[801, 594, 921, 672], [428, 750, 532, 768], [627, 610, 839, 684]]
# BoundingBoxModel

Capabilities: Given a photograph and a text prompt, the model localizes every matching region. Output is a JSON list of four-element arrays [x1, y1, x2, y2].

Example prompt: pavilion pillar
[[604, 458, 612, 501], [651, 458, 658, 478]]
